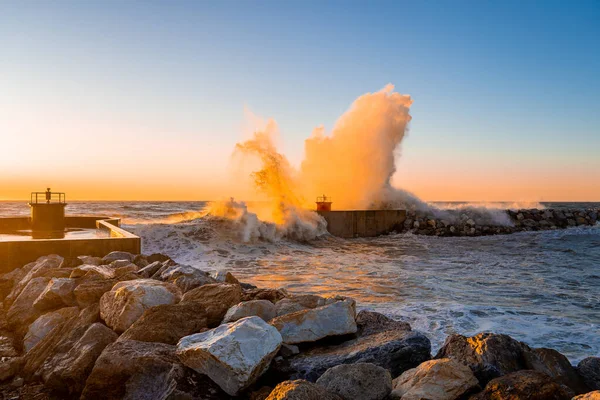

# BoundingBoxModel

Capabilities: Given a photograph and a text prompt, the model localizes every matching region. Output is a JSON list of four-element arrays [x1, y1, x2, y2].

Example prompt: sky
[[1, 0, 599, 201]]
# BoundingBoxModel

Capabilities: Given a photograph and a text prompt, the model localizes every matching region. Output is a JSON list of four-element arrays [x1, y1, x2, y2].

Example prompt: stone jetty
[[403, 208, 599, 237], [0, 252, 599, 399]]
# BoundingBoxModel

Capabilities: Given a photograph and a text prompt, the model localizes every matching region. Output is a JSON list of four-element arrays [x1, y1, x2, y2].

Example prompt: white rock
[[177, 316, 282, 396], [23, 307, 79, 352], [390, 358, 479, 400], [223, 300, 276, 323], [269, 299, 357, 344], [100, 279, 182, 332]]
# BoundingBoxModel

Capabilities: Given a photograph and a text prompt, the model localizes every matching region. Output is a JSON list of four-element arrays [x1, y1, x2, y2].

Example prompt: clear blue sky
[[1, 0, 599, 200]]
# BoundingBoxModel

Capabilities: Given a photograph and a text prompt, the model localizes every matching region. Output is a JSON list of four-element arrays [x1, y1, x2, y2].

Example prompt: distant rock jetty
[[1, 252, 599, 399], [403, 208, 599, 237]]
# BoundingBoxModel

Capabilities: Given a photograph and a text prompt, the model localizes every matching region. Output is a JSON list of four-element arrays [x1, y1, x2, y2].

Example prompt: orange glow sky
[[1, 2, 599, 202]]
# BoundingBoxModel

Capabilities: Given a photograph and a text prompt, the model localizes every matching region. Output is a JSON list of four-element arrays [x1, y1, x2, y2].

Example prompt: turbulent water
[[1, 200, 599, 363]]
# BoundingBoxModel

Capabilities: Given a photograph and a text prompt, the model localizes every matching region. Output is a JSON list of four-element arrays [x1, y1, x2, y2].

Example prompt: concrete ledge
[[0, 216, 140, 273], [318, 210, 407, 238]]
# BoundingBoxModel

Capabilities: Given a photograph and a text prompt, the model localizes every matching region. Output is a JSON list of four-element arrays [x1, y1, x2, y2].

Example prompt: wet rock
[[436, 333, 529, 385], [181, 283, 242, 327], [33, 278, 77, 311], [390, 358, 478, 400], [120, 301, 208, 345], [7, 277, 51, 332], [102, 251, 134, 264], [355, 310, 411, 336], [269, 300, 357, 344], [469, 370, 574, 400], [265, 379, 342, 400], [81, 339, 227, 400], [272, 327, 431, 382], [223, 299, 276, 323], [23, 307, 79, 352], [177, 316, 282, 396], [242, 288, 288, 303], [578, 357, 600, 390], [100, 279, 182, 332], [316, 363, 392, 400], [160, 264, 216, 293], [22, 304, 100, 379], [44, 322, 118, 396], [524, 347, 589, 394]]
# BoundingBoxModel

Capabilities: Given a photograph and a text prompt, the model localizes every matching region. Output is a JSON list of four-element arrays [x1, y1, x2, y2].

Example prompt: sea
[[1, 200, 599, 363]]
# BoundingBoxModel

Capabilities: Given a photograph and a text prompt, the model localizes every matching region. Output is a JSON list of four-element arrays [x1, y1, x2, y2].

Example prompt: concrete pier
[[318, 210, 406, 238]]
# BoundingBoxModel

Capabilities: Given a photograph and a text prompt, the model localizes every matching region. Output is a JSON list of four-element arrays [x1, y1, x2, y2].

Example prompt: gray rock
[[276, 299, 309, 317], [578, 357, 600, 390], [23, 307, 80, 352], [7, 277, 51, 332], [316, 363, 392, 400], [181, 283, 242, 327], [137, 261, 164, 278], [272, 328, 431, 382], [222, 299, 276, 323], [269, 300, 357, 344], [160, 264, 216, 293], [33, 278, 77, 311]]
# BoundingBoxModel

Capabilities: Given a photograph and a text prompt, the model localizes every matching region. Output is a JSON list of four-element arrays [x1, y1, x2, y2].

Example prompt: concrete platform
[[0, 216, 140, 273], [318, 210, 407, 238]]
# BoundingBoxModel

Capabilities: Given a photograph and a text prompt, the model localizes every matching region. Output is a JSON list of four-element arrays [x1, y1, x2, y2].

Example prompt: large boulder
[[355, 310, 411, 336], [223, 300, 276, 323], [524, 347, 589, 393], [181, 283, 242, 327], [469, 370, 574, 400], [272, 326, 431, 382], [275, 299, 309, 317], [100, 279, 182, 332], [159, 264, 216, 293], [81, 339, 228, 400], [177, 316, 282, 396], [22, 304, 100, 379], [6, 277, 51, 332], [23, 307, 79, 352], [32, 278, 77, 311], [102, 251, 134, 264], [265, 380, 342, 400], [436, 333, 530, 384], [5, 255, 63, 306], [74, 278, 120, 307], [390, 358, 479, 400], [269, 300, 357, 344], [44, 322, 118, 396], [578, 357, 600, 391], [120, 301, 208, 345], [316, 363, 392, 400]]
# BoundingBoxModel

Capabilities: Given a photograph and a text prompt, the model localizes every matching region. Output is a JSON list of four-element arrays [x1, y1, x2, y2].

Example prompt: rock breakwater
[[0, 252, 598, 399], [403, 208, 599, 237]]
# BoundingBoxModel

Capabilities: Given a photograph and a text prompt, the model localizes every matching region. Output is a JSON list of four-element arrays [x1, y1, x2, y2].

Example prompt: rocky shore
[[0, 252, 599, 399], [403, 208, 599, 237]]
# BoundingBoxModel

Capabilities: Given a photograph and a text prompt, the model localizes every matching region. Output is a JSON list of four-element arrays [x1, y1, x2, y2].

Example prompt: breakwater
[[403, 208, 600, 237]]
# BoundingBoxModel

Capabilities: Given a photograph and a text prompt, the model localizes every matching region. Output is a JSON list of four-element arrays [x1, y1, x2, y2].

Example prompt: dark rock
[[578, 357, 600, 390], [181, 283, 242, 327], [119, 301, 208, 345], [242, 288, 288, 303], [132, 254, 149, 268], [436, 333, 529, 385], [315, 363, 392, 400], [80, 339, 229, 400], [102, 251, 134, 264], [146, 253, 173, 264], [355, 310, 411, 336], [44, 322, 118, 396], [469, 370, 574, 400], [272, 328, 430, 382], [265, 380, 342, 400], [524, 347, 589, 394], [137, 261, 164, 278]]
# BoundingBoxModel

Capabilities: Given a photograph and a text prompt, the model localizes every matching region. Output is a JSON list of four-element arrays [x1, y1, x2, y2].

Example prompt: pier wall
[[318, 210, 406, 238]]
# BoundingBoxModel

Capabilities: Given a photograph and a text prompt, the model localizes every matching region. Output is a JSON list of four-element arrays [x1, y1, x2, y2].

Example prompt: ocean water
[[1, 200, 599, 362]]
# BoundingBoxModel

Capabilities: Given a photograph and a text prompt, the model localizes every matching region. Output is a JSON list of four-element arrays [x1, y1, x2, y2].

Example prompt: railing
[[316, 196, 332, 203], [30, 192, 66, 204]]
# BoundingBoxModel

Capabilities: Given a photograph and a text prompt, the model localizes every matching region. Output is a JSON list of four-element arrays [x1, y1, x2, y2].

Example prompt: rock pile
[[403, 208, 599, 237], [0, 252, 598, 399]]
